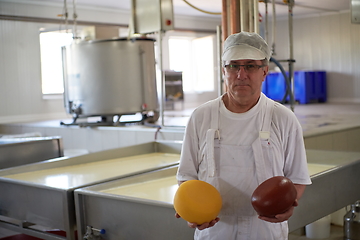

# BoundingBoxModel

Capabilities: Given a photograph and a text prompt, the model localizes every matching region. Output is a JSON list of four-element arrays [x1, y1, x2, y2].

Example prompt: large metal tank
[[62, 38, 159, 125]]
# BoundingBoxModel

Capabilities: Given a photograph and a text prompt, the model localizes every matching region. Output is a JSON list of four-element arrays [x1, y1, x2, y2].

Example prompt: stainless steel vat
[[62, 38, 159, 123], [0, 136, 63, 169], [0, 141, 181, 240], [75, 166, 194, 240], [74, 150, 360, 239], [289, 150, 360, 232]]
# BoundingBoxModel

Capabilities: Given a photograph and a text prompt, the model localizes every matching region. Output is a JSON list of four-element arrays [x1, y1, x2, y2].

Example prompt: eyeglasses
[[224, 64, 265, 74]]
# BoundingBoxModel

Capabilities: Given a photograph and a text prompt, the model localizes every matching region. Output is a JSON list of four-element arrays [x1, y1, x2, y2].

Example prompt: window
[[39, 31, 73, 95], [168, 35, 214, 93]]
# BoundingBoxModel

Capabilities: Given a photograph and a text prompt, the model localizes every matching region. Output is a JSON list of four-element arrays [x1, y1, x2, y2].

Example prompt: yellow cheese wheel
[[174, 180, 222, 225]]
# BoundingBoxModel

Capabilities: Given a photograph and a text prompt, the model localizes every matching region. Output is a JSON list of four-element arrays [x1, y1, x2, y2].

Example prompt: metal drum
[[62, 38, 159, 124]]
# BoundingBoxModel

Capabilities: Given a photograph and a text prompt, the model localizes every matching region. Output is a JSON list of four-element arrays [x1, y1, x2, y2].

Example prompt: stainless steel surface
[[0, 136, 64, 169], [0, 141, 181, 240], [351, 0, 360, 23], [131, 0, 174, 34], [344, 200, 360, 240], [75, 149, 360, 239], [75, 166, 194, 240], [62, 38, 158, 119], [289, 150, 360, 232]]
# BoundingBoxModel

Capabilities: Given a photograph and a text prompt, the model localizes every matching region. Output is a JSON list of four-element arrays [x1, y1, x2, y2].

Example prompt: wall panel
[[272, 12, 360, 103]]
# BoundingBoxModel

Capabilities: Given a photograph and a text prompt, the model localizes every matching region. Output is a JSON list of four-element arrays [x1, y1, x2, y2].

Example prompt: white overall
[[195, 98, 288, 240]]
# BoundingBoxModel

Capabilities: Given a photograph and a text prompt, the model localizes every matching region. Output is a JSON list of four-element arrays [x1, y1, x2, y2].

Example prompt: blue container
[[264, 71, 327, 104], [294, 71, 327, 104], [264, 72, 287, 101]]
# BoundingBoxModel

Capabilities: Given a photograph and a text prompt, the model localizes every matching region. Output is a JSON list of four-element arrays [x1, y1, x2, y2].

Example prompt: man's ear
[[263, 65, 269, 77], [262, 66, 269, 82]]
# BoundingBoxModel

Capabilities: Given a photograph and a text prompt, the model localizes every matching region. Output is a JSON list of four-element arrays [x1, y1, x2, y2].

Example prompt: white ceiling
[[25, 0, 350, 18], [21, 0, 350, 18], [41, 0, 350, 17]]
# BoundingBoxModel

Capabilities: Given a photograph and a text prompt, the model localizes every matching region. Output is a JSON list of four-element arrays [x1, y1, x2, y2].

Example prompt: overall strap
[[253, 98, 275, 184], [260, 98, 275, 140], [206, 98, 221, 177]]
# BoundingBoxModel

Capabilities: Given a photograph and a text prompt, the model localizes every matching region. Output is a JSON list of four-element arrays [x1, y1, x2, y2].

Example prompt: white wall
[[0, 20, 69, 123], [268, 11, 360, 103]]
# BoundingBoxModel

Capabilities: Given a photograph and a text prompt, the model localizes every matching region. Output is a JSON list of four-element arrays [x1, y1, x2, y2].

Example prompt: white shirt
[[177, 93, 311, 186]]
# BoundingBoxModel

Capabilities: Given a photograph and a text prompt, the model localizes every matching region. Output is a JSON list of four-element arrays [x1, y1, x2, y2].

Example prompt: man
[[176, 32, 311, 240]]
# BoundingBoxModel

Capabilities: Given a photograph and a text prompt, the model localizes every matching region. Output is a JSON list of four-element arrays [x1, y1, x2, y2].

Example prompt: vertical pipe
[[265, 0, 269, 42], [158, 31, 165, 126], [221, 0, 228, 41], [240, 0, 248, 32], [72, 0, 78, 39], [217, 25, 224, 96], [221, 0, 229, 94], [230, 0, 239, 34], [249, 0, 254, 32], [288, 0, 295, 112], [63, 0, 68, 32], [271, 0, 276, 55], [253, 0, 259, 34]]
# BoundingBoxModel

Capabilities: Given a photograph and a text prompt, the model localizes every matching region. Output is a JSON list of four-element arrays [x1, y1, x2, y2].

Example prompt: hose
[[182, 0, 221, 15], [270, 57, 294, 104]]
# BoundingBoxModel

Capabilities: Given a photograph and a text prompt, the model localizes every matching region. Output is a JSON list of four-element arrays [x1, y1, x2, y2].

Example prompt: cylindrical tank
[[344, 200, 360, 240], [62, 38, 158, 120]]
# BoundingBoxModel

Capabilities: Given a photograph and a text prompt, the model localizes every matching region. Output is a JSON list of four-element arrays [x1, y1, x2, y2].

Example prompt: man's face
[[222, 59, 268, 103]]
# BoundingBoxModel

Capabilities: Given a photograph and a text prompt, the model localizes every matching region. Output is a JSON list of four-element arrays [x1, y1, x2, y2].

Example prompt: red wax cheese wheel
[[174, 180, 222, 225], [251, 176, 297, 218]]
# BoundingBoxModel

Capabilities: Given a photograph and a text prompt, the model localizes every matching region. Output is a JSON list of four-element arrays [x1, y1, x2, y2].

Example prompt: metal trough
[[74, 149, 360, 239], [289, 149, 360, 232], [74, 165, 194, 240], [0, 136, 64, 169], [0, 141, 182, 240]]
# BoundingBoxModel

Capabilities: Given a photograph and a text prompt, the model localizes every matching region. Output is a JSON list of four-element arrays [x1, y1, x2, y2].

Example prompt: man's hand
[[175, 213, 220, 230], [258, 199, 298, 223]]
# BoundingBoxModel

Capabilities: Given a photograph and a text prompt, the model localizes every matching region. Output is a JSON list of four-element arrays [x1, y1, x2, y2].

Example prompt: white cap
[[222, 32, 271, 61]]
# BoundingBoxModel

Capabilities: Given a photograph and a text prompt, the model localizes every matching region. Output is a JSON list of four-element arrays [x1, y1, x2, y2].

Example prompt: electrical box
[[351, 0, 360, 23], [131, 0, 174, 34]]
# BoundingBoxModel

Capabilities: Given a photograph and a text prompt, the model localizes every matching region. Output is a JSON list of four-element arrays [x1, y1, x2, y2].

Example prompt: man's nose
[[236, 66, 247, 77]]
